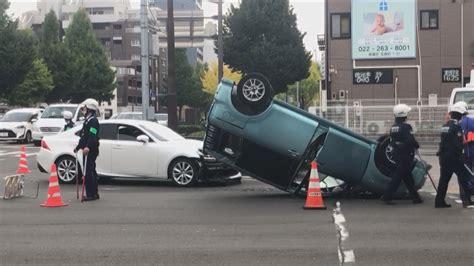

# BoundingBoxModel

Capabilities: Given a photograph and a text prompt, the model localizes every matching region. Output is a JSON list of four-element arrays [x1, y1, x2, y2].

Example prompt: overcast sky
[[8, 0, 325, 58]]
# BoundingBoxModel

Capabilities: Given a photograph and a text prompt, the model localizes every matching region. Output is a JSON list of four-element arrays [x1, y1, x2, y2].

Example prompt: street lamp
[[208, 0, 223, 82]]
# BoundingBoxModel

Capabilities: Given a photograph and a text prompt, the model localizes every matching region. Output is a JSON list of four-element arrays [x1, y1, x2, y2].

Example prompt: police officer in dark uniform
[[435, 101, 474, 208], [74, 98, 100, 201], [62, 111, 75, 132], [381, 104, 423, 205]]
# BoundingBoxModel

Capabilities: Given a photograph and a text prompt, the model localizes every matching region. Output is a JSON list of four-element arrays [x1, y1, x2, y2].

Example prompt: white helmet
[[81, 98, 100, 111], [62, 110, 73, 120], [450, 101, 468, 114], [393, 104, 411, 118]]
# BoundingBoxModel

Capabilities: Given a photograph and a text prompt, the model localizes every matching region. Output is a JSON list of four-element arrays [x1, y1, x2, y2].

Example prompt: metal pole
[[141, 0, 150, 120], [217, 0, 223, 82], [167, 0, 178, 131], [296, 81, 300, 108]]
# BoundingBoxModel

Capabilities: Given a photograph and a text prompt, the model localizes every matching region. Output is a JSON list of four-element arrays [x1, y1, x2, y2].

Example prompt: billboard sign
[[352, 0, 416, 60]]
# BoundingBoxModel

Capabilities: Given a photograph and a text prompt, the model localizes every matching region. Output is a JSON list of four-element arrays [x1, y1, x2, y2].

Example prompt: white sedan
[[36, 120, 240, 186]]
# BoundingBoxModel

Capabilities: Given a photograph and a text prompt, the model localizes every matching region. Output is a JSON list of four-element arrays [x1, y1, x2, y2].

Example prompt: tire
[[23, 131, 32, 144], [374, 135, 397, 176], [233, 73, 273, 115], [55, 156, 78, 184], [168, 158, 199, 187]]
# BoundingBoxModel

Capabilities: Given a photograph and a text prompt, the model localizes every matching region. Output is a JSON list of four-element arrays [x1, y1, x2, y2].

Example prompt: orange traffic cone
[[16, 145, 31, 174], [41, 164, 68, 208], [303, 161, 326, 210]]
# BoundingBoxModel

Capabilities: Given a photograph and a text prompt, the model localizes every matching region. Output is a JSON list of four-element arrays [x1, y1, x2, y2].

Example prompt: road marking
[[14, 153, 37, 158], [333, 201, 355, 265]]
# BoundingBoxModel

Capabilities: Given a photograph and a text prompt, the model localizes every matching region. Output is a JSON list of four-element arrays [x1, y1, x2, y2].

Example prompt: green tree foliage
[[175, 49, 211, 120], [40, 10, 73, 103], [6, 59, 53, 106], [64, 9, 115, 103], [222, 0, 311, 94], [280, 61, 320, 110], [0, 0, 36, 100]]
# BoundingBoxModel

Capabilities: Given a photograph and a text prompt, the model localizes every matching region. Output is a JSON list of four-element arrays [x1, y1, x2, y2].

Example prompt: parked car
[[111, 112, 168, 126], [203, 73, 427, 197], [36, 119, 240, 186], [0, 108, 43, 143], [32, 104, 84, 146]]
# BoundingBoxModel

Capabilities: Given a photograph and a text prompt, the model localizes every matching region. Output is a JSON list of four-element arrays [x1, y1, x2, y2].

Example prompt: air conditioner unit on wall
[[365, 121, 386, 135]]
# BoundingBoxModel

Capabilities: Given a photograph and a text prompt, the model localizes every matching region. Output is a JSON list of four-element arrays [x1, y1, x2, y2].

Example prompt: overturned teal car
[[203, 73, 427, 197]]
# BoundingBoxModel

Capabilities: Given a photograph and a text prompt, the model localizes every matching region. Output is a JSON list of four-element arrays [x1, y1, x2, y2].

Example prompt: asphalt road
[[0, 142, 473, 265]]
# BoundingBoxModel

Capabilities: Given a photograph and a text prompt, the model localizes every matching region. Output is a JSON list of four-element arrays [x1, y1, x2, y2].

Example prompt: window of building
[[113, 39, 122, 45], [131, 39, 140, 47], [331, 13, 351, 39], [114, 24, 122, 30], [420, 10, 438, 30], [131, 54, 141, 61], [128, 96, 134, 103]]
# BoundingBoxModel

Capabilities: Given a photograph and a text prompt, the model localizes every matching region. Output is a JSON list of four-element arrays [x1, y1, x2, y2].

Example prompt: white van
[[448, 67, 474, 114], [32, 104, 83, 146]]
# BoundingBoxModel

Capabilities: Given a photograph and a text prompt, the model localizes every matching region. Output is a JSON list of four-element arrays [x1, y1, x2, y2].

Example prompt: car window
[[139, 123, 184, 141], [77, 109, 85, 121], [117, 125, 148, 141], [454, 91, 474, 110], [42, 106, 77, 119], [99, 124, 118, 140], [1, 112, 31, 122]]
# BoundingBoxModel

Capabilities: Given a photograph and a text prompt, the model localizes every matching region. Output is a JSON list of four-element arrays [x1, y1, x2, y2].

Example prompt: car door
[[95, 123, 115, 175], [111, 124, 159, 177]]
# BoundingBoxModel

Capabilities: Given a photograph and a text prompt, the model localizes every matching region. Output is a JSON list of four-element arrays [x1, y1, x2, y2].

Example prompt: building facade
[[20, 0, 166, 114], [324, 0, 474, 102], [151, 0, 205, 65]]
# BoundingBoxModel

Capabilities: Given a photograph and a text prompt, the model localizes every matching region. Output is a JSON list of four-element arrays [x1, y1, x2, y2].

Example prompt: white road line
[[333, 201, 355, 265], [13, 153, 37, 158]]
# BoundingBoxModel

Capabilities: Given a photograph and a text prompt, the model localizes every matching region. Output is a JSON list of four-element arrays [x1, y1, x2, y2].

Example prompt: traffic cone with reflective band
[[41, 164, 68, 207], [303, 161, 326, 210], [16, 145, 31, 174]]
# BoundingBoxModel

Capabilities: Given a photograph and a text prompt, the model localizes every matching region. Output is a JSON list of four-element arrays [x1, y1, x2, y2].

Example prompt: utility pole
[[140, 0, 150, 120], [167, 0, 178, 131], [217, 0, 223, 82]]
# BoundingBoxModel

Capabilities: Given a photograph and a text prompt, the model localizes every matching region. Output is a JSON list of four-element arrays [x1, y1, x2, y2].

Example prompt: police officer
[[62, 111, 75, 132], [435, 102, 474, 208], [74, 98, 100, 201], [381, 104, 423, 205]]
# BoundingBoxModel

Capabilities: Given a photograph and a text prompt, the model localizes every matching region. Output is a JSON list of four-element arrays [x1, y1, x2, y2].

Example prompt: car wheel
[[374, 135, 396, 176], [23, 131, 32, 144], [168, 158, 199, 187], [233, 73, 273, 115], [55, 156, 78, 184]]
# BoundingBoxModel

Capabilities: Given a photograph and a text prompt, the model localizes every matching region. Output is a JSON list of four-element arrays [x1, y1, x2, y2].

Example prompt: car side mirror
[[78, 117, 85, 121], [31, 118, 37, 123], [137, 135, 149, 144]]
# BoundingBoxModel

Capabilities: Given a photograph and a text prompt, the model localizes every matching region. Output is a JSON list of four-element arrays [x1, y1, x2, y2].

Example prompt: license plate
[[0, 132, 8, 137]]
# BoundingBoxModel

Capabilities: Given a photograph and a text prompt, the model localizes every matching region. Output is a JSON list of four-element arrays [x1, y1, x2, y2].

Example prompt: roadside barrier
[[2, 174, 39, 200]]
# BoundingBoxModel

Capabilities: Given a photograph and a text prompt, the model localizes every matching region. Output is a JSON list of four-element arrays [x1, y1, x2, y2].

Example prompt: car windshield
[[116, 113, 143, 120], [454, 91, 474, 110], [0, 112, 32, 122], [42, 106, 77, 119], [139, 123, 184, 141]]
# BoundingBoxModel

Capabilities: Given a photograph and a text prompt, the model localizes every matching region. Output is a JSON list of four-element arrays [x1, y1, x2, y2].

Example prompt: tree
[[202, 62, 242, 95], [175, 49, 210, 120], [0, 0, 36, 100], [279, 61, 320, 110], [222, 0, 311, 94], [64, 9, 115, 103], [39, 10, 73, 103], [6, 59, 53, 106]]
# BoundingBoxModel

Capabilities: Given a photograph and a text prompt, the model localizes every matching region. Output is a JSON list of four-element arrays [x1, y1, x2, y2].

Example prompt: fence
[[309, 98, 450, 154]]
